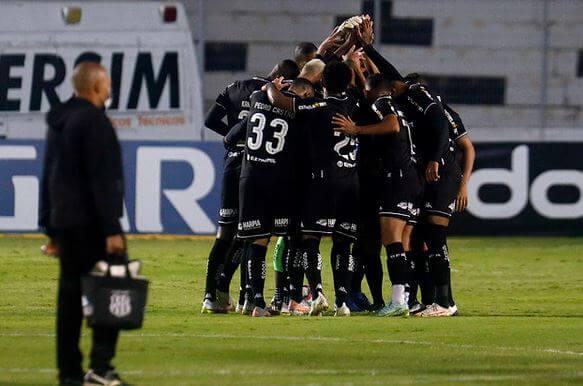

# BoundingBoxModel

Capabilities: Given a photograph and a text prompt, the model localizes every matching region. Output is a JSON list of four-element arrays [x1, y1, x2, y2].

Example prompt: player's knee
[[216, 224, 236, 240]]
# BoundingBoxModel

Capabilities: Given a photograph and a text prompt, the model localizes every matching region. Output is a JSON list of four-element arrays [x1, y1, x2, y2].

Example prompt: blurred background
[[1, 0, 582, 235]]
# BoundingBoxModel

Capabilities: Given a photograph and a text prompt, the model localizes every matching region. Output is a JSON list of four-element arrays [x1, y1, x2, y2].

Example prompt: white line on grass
[[2, 331, 583, 358]]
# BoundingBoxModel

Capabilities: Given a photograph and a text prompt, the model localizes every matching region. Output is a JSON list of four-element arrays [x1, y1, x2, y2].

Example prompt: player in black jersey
[[357, 20, 460, 317], [403, 74, 476, 315], [201, 60, 300, 314], [224, 78, 315, 317], [265, 61, 360, 316], [333, 74, 423, 317]]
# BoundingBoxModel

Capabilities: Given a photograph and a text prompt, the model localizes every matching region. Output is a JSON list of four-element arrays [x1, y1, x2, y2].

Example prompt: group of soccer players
[[202, 15, 475, 318]]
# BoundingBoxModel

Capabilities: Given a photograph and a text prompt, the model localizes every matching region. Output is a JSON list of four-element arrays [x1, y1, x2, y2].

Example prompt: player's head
[[322, 61, 352, 95], [72, 61, 111, 109], [289, 77, 315, 99], [404, 72, 428, 86], [388, 79, 409, 98], [299, 59, 325, 86], [364, 73, 392, 102], [268, 59, 300, 81], [294, 42, 318, 69]]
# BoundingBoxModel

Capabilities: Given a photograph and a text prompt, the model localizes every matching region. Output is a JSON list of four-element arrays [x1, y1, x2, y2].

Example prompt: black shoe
[[84, 369, 130, 386]]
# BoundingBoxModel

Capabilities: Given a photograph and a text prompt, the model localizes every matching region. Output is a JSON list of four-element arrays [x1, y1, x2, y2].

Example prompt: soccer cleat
[[350, 292, 372, 311], [334, 302, 351, 317], [449, 304, 459, 316], [280, 301, 290, 315], [251, 306, 272, 317], [309, 293, 329, 316], [235, 302, 245, 313], [368, 303, 385, 314], [267, 300, 282, 316], [84, 369, 129, 386], [288, 299, 310, 316], [409, 302, 426, 315], [418, 303, 451, 317], [201, 298, 224, 314], [345, 296, 362, 312], [377, 302, 409, 317], [216, 290, 235, 312], [241, 298, 255, 315]]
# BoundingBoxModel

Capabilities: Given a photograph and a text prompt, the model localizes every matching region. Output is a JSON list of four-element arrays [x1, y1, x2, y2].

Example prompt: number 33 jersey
[[241, 90, 306, 179]]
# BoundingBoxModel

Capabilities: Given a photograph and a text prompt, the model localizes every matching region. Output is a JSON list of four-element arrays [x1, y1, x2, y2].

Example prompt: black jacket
[[39, 97, 124, 236]]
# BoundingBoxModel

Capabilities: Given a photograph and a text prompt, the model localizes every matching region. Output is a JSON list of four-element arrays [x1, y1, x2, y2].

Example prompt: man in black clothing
[[201, 60, 300, 314], [39, 62, 127, 386]]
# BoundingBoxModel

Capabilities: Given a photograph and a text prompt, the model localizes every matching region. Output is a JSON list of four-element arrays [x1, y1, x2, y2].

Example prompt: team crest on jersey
[[424, 202, 433, 209], [109, 290, 132, 318]]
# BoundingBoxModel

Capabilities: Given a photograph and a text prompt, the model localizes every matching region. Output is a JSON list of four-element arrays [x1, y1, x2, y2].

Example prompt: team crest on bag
[[109, 290, 132, 318]]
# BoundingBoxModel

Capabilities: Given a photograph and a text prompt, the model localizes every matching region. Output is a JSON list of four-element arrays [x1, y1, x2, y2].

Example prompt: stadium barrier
[[1, 140, 582, 235]]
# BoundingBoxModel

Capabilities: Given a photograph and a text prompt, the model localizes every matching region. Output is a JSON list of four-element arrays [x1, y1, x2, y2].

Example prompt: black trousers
[[54, 227, 120, 380]]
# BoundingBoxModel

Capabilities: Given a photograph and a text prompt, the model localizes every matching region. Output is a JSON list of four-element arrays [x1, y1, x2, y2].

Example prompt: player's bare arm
[[454, 135, 475, 211], [332, 113, 399, 136]]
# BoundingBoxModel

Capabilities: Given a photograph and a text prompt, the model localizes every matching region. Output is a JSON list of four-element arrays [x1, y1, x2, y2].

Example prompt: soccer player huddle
[[202, 15, 475, 318]]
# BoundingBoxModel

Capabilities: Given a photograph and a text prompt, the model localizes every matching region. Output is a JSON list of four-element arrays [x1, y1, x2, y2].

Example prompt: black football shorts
[[238, 174, 294, 239], [379, 166, 424, 222], [423, 161, 462, 218], [302, 172, 359, 240]]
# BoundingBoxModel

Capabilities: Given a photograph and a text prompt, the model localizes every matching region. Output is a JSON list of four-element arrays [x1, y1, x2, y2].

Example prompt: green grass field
[[1, 235, 582, 385]]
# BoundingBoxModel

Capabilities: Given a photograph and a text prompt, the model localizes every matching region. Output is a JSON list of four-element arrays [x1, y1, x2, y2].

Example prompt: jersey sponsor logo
[[246, 154, 276, 164], [239, 219, 261, 230], [274, 218, 289, 227], [109, 290, 132, 318], [406, 96, 424, 113], [219, 208, 237, 218], [316, 218, 335, 228], [297, 101, 327, 110], [397, 202, 411, 210]]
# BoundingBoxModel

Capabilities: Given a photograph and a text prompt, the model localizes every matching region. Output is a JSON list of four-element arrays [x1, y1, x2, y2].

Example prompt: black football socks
[[303, 237, 324, 299], [246, 243, 268, 309], [216, 238, 244, 293], [204, 238, 231, 301], [385, 242, 408, 305], [425, 224, 450, 308]]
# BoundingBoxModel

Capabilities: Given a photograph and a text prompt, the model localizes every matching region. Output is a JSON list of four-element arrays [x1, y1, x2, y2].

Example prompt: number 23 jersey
[[294, 94, 360, 179]]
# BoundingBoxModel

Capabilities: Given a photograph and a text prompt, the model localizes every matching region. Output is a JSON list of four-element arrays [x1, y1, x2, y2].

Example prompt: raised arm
[[357, 19, 404, 81]]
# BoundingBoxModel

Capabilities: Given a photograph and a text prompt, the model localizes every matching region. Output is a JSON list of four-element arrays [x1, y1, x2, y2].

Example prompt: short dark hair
[[404, 72, 428, 86], [290, 77, 314, 95], [275, 59, 300, 80], [323, 61, 352, 94], [294, 42, 318, 65], [366, 73, 393, 93]]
